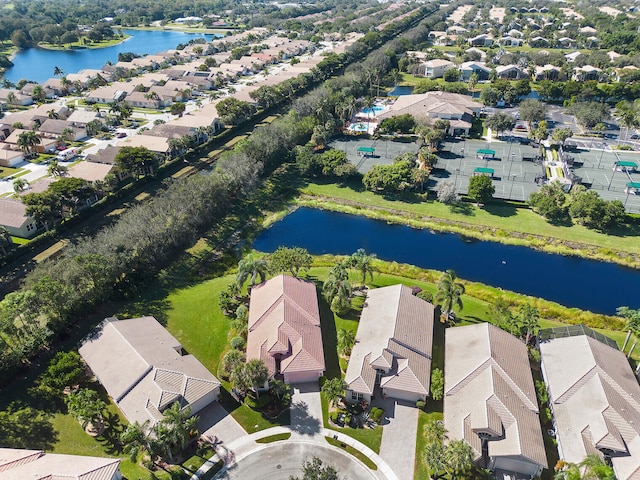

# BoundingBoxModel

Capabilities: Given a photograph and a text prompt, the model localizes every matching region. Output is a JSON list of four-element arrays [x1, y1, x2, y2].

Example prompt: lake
[[4, 29, 220, 84], [253, 207, 640, 315]]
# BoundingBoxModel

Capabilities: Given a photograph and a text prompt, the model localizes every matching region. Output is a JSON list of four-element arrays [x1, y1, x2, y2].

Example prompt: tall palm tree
[[53, 66, 64, 77], [618, 307, 640, 354], [236, 253, 268, 289], [13, 178, 29, 193], [350, 248, 376, 287], [17, 131, 41, 158], [435, 269, 465, 325], [518, 304, 540, 345]]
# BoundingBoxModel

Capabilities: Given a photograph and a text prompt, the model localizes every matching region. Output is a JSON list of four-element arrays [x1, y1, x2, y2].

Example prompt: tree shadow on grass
[[97, 410, 126, 455], [483, 203, 518, 218], [449, 202, 475, 216], [317, 293, 341, 380]]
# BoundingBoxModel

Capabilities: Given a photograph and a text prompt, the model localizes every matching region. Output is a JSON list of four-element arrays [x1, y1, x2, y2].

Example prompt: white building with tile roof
[[345, 284, 434, 404], [79, 316, 220, 429], [445, 323, 547, 478], [247, 274, 325, 384], [540, 326, 640, 480], [0, 448, 121, 480]]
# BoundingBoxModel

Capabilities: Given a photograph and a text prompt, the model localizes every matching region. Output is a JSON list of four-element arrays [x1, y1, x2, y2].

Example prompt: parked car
[[116, 132, 127, 138]]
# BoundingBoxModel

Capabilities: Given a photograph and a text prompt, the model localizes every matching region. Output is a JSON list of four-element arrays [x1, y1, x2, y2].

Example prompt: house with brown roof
[[540, 325, 640, 480], [79, 316, 221, 428], [68, 161, 114, 183], [0, 198, 39, 238], [38, 119, 87, 141], [0, 145, 24, 167], [0, 448, 121, 480], [345, 284, 434, 404], [445, 323, 547, 478], [247, 274, 325, 384]]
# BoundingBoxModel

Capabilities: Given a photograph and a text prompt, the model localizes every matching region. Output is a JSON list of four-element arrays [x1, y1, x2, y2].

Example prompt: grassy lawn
[[299, 181, 640, 259], [325, 436, 377, 469], [256, 432, 291, 443], [0, 166, 23, 178], [414, 410, 443, 480], [10, 236, 29, 245]]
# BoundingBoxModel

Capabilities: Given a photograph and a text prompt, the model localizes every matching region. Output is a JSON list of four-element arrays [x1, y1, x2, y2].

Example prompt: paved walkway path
[[378, 400, 419, 480]]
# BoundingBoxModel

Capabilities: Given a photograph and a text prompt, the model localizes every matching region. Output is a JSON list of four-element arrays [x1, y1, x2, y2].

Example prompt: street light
[[597, 143, 606, 169], [509, 173, 518, 199]]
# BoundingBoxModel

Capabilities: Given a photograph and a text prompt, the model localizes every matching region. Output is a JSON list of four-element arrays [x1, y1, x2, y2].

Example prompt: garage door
[[284, 370, 321, 384], [383, 387, 424, 403]]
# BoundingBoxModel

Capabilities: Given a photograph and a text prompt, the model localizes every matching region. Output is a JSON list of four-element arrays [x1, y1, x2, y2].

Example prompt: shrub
[[230, 336, 246, 350], [416, 400, 426, 409], [416, 290, 433, 303], [369, 407, 384, 423]]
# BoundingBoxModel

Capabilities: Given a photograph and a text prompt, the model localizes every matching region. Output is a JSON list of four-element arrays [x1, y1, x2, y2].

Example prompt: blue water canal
[[4, 29, 220, 84], [253, 207, 639, 315]]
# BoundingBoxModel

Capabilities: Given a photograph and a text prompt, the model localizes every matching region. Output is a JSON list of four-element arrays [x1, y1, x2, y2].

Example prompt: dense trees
[[363, 158, 416, 193], [519, 99, 547, 129], [216, 97, 256, 125], [485, 112, 516, 138], [65, 388, 106, 432], [528, 182, 568, 223], [268, 246, 313, 277], [565, 102, 610, 130], [115, 146, 159, 180]]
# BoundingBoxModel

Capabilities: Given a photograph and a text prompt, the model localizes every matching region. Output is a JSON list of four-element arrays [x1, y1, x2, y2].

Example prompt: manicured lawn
[[414, 410, 443, 480], [0, 166, 22, 178], [299, 182, 640, 256], [256, 432, 292, 443]]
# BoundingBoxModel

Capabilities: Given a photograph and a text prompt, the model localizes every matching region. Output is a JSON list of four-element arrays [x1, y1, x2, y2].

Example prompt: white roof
[[0, 448, 120, 480], [540, 331, 640, 479], [79, 317, 220, 427], [445, 323, 547, 470]]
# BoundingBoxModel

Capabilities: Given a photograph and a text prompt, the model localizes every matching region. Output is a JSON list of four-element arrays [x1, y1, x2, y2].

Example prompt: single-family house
[[125, 91, 162, 109], [445, 323, 547, 478], [0, 145, 24, 167], [535, 64, 561, 81], [557, 37, 577, 48], [469, 34, 494, 47], [67, 161, 114, 183], [246, 274, 325, 384], [419, 59, 455, 79], [344, 284, 434, 404], [119, 135, 171, 158], [38, 119, 87, 141], [85, 86, 128, 104], [0, 198, 39, 238], [4, 128, 56, 154], [0, 89, 32, 106], [496, 64, 526, 80], [498, 36, 523, 47], [79, 316, 221, 428], [0, 448, 121, 480], [465, 47, 487, 60], [528, 36, 550, 48], [565, 51, 582, 63], [459, 61, 492, 81], [579, 26, 598, 35], [573, 65, 602, 81], [539, 325, 640, 480]]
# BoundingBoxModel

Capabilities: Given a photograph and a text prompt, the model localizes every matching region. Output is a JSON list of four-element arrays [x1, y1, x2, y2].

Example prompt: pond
[[387, 86, 414, 96], [253, 207, 640, 315], [3, 29, 221, 84]]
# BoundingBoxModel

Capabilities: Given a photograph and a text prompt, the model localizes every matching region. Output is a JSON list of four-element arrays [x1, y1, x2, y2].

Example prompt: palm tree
[[120, 420, 152, 462], [323, 263, 352, 315], [435, 269, 465, 325], [241, 359, 269, 399], [269, 378, 288, 402], [444, 439, 474, 478], [363, 96, 375, 132], [424, 441, 447, 479], [518, 304, 540, 345], [48, 160, 67, 177], [236, 253, 268, 289], [321, 377, 345, 407], [53, 66, 64, 77], [47, 109, 59, 119], [17, 131, 41, 158], [579, 454, 615, 480], [618, 307, 640, 355], [350, 248, 376, 287], [13, 178, 29, 193], [65, 388, 106, 432], [337, 328, 355, 356]]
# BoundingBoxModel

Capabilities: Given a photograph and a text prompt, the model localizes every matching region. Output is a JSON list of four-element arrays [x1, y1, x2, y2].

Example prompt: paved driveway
[[198, 402, 247, 448], [377, 400, 419, 480], [290, 382, 323, 438]]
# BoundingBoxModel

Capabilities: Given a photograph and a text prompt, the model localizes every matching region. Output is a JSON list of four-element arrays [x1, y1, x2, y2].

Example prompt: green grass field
[[299, 182, 640, 259]]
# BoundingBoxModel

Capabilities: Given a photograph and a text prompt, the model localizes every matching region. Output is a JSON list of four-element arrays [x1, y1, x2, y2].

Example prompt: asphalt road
[[218, 441, 378, 480]]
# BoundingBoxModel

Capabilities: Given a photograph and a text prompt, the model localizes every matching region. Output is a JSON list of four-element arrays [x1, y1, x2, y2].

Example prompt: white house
[[419, 59, 456, 79]]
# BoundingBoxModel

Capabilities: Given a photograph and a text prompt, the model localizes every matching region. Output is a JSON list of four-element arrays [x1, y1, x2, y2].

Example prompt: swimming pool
[[360, 104, 386, 115], [348, 123, 369, 132]]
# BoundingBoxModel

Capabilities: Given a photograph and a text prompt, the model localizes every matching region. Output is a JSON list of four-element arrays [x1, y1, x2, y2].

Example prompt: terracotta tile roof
[[345, 284, 434, 398], [247, 275, 324, 378], [445, 323, 547, 471], [540, 331, 640, 479]]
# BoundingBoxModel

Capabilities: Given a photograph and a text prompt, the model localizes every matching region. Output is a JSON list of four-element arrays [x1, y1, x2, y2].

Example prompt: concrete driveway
[[290, 382, 323, 438], [198, 402, 247, 448], [218, 441, 378, 480], [377, 400, 419, 480]]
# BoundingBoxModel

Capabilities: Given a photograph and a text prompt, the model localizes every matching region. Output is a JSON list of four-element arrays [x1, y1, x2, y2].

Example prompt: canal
[[254, 207, 639, 315]]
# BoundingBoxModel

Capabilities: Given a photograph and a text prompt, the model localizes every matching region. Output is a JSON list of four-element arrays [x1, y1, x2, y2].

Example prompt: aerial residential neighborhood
[[2, 0, 640, 479]]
